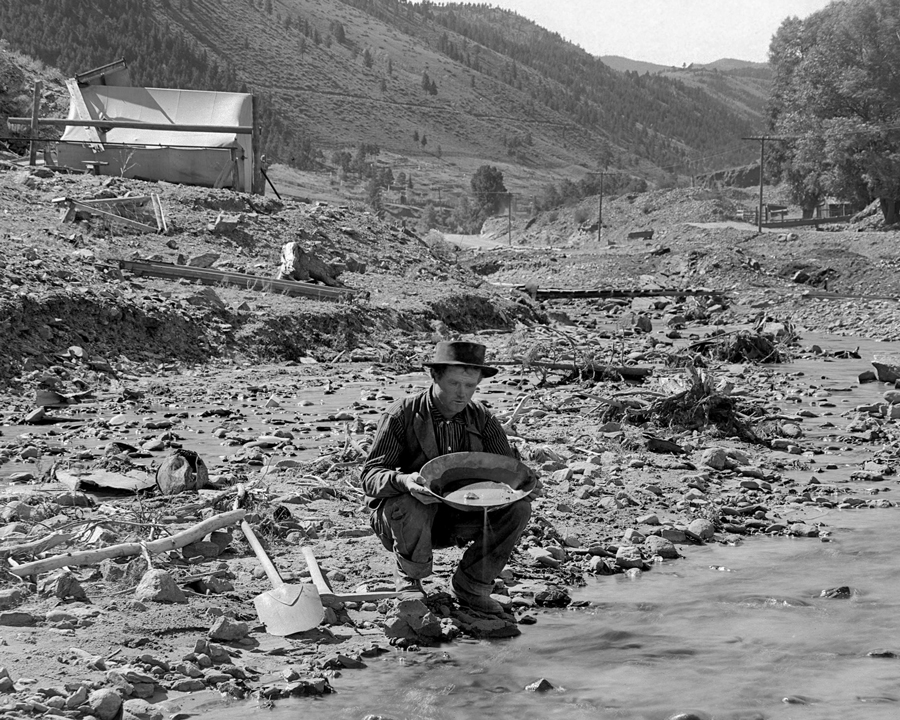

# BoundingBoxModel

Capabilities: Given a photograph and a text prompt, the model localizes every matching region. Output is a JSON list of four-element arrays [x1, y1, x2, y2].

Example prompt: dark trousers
[[371, 494, 532, 596]]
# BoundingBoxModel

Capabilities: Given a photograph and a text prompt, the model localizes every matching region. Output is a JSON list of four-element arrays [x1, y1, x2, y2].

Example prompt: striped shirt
[[361, 387, 512, 501]]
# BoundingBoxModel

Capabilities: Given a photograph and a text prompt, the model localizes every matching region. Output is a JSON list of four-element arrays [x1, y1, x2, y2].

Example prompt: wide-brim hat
[[423, 340, 499, 378]]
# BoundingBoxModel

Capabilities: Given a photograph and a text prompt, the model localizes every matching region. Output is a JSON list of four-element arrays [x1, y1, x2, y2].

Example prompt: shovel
[[235, 487, 324, 636]]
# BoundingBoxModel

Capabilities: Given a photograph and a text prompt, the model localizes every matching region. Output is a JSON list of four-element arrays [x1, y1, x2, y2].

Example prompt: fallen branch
[[8, 508, 246, 577], [0, 532, 75, 560]]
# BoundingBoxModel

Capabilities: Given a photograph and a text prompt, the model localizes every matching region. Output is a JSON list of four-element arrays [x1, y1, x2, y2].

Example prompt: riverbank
[[2, 161, 900, 718]]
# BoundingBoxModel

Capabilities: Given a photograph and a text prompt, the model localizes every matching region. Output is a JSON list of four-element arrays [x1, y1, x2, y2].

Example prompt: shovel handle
[[233, 484, 283, 589], [241, 520, 285, 589], [302, 547, 333, 596]]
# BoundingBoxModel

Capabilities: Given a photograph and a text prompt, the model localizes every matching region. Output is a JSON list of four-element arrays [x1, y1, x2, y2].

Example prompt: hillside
[[0, 0, 767, 202], [600, 56, 673, 74]]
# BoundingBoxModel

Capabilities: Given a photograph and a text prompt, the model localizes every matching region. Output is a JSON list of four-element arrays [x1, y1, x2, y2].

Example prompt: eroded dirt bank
[[3, 162, 900, 719]]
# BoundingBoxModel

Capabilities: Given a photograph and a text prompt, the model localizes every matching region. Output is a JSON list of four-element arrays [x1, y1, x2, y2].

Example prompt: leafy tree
[[331, 21, 346, 44], [419, 202, 438, 232], [420, 134, 427, 148], [413, 130, 419, 143], [366, 176, 383, 214], [470, 165, 507, 217], [768, 0, 900, 223], [363, 48, 373, 68], [450, 195, 477, 232]]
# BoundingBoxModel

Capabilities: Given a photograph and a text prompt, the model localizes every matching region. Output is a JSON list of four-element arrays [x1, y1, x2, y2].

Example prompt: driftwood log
[[0, 532, 75, 561], [8, 508, 246, 577]]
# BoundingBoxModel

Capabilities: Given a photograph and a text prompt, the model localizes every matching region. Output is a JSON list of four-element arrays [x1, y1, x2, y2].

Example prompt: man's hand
[[401, 472, 442, 505], [524, 465, 543, 499]]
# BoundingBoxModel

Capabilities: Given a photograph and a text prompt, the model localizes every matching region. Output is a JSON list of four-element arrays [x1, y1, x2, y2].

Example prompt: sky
[[476, 0, 835, 66]]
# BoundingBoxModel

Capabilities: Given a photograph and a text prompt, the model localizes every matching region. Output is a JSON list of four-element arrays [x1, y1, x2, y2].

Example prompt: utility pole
[[507, 192, 512, 247], [757, 136, 765, 232], [29, 81, 42, 166], [597, 171, 604, 244], [743, 134, 791, 232]]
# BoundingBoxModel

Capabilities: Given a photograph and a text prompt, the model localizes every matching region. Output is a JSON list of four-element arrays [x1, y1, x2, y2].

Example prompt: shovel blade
[[253, 582, 324, 637]]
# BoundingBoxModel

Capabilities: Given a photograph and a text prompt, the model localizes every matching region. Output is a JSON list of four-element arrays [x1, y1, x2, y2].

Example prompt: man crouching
[[361, 340, 533, 615]]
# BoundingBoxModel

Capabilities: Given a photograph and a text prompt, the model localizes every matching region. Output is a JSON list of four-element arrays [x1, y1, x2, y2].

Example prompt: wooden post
[[507, 192, 512, 246], [28, 81, 42, 166], [598, 171, 604, 245], [250, 94, 263, 195], [758, 136, 765, 233]]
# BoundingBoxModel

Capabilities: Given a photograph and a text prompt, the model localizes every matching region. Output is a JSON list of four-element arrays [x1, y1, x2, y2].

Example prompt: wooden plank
[[69, 200, 157, 233], [65, 79, 105, 151], [761, 215, 852, 229], [801, 290, 899, 302], [151, 193, 167, 233], [515, 285, 726, 300], [117, 259, 354, 301], [76, 196, 151, 207], [250, 94, 264, 195], [301, 547, 402, 603], [74, 58, 127, 84], [8, 117, 253, 133]]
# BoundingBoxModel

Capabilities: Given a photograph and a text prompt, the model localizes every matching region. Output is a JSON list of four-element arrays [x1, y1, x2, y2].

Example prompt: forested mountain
[[0, 0, 766, 186]]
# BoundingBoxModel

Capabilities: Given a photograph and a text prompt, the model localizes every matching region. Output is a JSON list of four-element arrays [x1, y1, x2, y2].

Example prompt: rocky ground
[[3, 158, 900, 720]]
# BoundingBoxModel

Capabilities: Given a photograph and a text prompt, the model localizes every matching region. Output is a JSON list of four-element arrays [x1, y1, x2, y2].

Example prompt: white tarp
[[58, 86, 254, 192]]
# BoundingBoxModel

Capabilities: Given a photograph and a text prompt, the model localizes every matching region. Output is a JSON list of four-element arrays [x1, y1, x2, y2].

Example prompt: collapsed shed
[[10, 59, 264, 194], [58, 85, 258, 192]]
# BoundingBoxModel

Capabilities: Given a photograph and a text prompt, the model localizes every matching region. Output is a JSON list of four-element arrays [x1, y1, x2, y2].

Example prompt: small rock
[[188, 252, 220, 268], [0, 589, 24, 611], [39, 570, 87, 600], [65, 686, 89, 708], [0, 611, 35, 627], [701, 448, 728, 470], [134, 570, 187, 604], [122, 698, 164, 720], [88, 688, 122, 720], [525, 678, 554, 692], [615, 546, 643, 569], [208, 616, 249, 642], [527, 547, 561, 568], [820, 586, 854, 599], [644, 536, 679, 559], [687, 518, 715, 540]]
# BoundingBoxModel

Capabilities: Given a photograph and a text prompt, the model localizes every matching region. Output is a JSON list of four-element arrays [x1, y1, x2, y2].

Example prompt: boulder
[[155, 450, 208, 495], [383, 599, 442, 643]]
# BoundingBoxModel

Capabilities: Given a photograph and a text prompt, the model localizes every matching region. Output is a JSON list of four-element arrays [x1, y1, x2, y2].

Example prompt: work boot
[[394, 570, 426, 601], [450, 577, 504, 616]]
